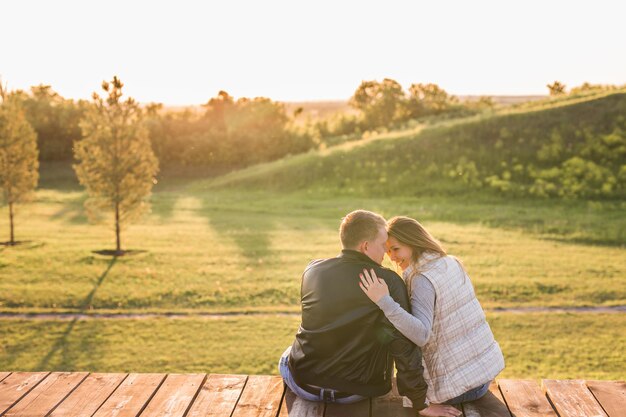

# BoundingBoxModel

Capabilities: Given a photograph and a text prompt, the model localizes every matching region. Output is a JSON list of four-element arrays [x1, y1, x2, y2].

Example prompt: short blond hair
[[340, 210, 387, 249]]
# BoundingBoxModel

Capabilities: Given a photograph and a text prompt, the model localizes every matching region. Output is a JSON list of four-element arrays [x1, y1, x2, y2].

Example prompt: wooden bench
[[0, 372, 623, 416]]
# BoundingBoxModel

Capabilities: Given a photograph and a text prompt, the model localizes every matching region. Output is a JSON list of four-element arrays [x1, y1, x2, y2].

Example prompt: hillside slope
[[208, 92, 626, 200]]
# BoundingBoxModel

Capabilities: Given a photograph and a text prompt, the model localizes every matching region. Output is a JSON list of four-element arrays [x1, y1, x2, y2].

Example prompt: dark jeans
[[443, 381, 491, 405]]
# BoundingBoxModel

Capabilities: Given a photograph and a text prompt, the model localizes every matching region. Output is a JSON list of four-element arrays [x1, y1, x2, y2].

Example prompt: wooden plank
[[0, 372, 50, 415], [371, 378, 413, 417], [462, 382, 510, 417], [542, 379, 608, 417], [4, 371, 89, 417], [48, 373, 128, 417], [498, 379, 557, 417], [140, 373, 205, 417], [92, 373, 166, 417], [278, 388, 324, 417], [231, 375, 284, 417], [0, 373, 11, 383], [586, 380, 626, 417], [186, 374, 247, 417]]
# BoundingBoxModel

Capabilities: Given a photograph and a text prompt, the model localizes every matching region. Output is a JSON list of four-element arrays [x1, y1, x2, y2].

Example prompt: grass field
[[1, 173, 625, 313], [1, 108, 625, 380], [1, 313, 624, 379]]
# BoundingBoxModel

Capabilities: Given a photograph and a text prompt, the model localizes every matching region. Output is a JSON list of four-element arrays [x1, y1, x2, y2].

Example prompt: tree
[[0, 80, 39, 245], [73, 76, 158, 255], [406, 83, 457, 118], [349, 79, 405, 129], [19, 85, 86, 161], [547, 81, 567, 96]]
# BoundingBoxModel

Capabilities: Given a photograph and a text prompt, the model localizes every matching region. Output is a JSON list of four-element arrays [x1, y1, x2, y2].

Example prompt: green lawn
[[1, 176, 624, 312], [1, 313, 623, 380], [1, 166, 625, 378]]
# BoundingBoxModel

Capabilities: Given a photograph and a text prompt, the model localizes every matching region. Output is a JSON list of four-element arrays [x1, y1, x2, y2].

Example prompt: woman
[[359, 216, 504, 405]]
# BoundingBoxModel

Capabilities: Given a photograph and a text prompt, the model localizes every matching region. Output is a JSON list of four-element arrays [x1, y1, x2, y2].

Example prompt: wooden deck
[[0, 372, 623, 416]]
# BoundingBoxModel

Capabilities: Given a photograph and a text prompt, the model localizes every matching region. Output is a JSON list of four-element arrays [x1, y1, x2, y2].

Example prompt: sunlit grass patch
[[0, 184, 624, 312], [0, 313, 623, 379]]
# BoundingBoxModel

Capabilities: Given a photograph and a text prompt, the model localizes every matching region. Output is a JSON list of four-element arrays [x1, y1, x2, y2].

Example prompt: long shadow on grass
[[49, 193, 89, 225], [149, 171, 218, 221], [191, 189, 278, 261], [203, 208, 276, 261], [148, 174, 195, 221], [34, 258, 117, 370]]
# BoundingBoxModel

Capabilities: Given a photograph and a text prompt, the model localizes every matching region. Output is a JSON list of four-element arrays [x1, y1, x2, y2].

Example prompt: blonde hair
[[340, 210, 387, 249], [387, 216, 447, 270], [388, 216, 470, 291]]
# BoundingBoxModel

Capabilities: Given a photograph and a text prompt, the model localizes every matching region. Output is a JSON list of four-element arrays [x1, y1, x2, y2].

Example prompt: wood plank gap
[[185, 374, 249, 417], [229, 376, 249, 417], [230, 376, 284, 417], [585, 380, 626, 417], [4, 372, 89, 417], [49, 373, 129, 417], [587, 386, 611, 417], [542, 380, 608, 417], [139, 373, 206, 417], [92, 373, 167, 417], [44, 372, 91, 417], [274, 384, 287, 417], [543, 391, 559, 416], [181, 374, 208, 417], [0, 373, 11, 384], [0, 372, 51, 416], [494, 383, 513, 417], [134, 373, 169, 417], [497, 379, 557, 417], [88, 373, 131, 417]]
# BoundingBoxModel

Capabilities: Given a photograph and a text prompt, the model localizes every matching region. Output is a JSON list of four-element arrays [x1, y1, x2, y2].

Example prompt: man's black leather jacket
[[288, 249, 428, 410]]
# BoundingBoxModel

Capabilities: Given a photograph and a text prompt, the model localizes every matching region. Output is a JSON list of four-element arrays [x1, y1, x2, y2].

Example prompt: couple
[[278, 210, 504, 417]]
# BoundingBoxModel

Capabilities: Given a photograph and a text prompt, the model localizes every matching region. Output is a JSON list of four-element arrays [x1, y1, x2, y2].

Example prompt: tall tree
[[0, 81, 39, 245], [74, 76, 158, 255], [349, 78, 405, 129], [406, 83, 457, 118]]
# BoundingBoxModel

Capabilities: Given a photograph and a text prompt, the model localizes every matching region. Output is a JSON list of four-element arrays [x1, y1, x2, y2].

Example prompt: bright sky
[[2, 0, 625, 104]]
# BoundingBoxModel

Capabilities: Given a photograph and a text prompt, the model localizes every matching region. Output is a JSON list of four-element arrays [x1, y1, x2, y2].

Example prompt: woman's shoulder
[[417, 252, 448, 268]]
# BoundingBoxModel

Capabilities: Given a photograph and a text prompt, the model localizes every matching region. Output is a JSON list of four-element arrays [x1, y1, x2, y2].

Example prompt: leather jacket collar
[[339, 249, 380, 266]]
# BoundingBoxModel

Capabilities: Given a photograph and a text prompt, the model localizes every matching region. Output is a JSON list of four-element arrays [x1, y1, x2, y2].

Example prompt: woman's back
[[415, 254, 504, 403]]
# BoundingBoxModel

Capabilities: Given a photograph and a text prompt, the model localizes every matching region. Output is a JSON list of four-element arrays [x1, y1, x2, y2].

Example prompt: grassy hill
[[207, 92, 626, 200]]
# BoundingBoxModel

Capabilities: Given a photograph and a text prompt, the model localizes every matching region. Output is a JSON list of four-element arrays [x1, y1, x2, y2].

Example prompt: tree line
[[1, 76, 623, 250], [4, 78, 496, 171]]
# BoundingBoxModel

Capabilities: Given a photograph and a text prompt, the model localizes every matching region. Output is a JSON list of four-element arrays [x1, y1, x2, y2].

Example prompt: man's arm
[[380, 271, 429, 411]]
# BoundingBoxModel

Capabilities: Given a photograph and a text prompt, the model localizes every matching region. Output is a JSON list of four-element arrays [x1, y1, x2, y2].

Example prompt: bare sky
[[2, 0, 625, 104]]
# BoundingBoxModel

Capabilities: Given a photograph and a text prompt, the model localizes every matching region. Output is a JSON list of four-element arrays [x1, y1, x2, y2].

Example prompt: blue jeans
[[443, 381, 491, 405], [278, 346, 367, 404]]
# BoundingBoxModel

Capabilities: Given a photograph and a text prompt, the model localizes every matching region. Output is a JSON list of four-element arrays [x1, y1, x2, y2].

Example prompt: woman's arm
[[360, 269, 435, 347]]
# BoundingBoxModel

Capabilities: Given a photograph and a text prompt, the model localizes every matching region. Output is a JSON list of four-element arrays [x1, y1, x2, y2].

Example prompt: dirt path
[[0, 306, 624, 320]]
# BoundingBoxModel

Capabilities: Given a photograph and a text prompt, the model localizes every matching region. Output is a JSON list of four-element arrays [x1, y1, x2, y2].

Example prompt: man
[[279, 210, 461, 417]]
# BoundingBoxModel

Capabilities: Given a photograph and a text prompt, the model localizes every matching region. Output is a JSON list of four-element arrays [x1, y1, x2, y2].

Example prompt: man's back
[[289, 249, 428, 405]]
